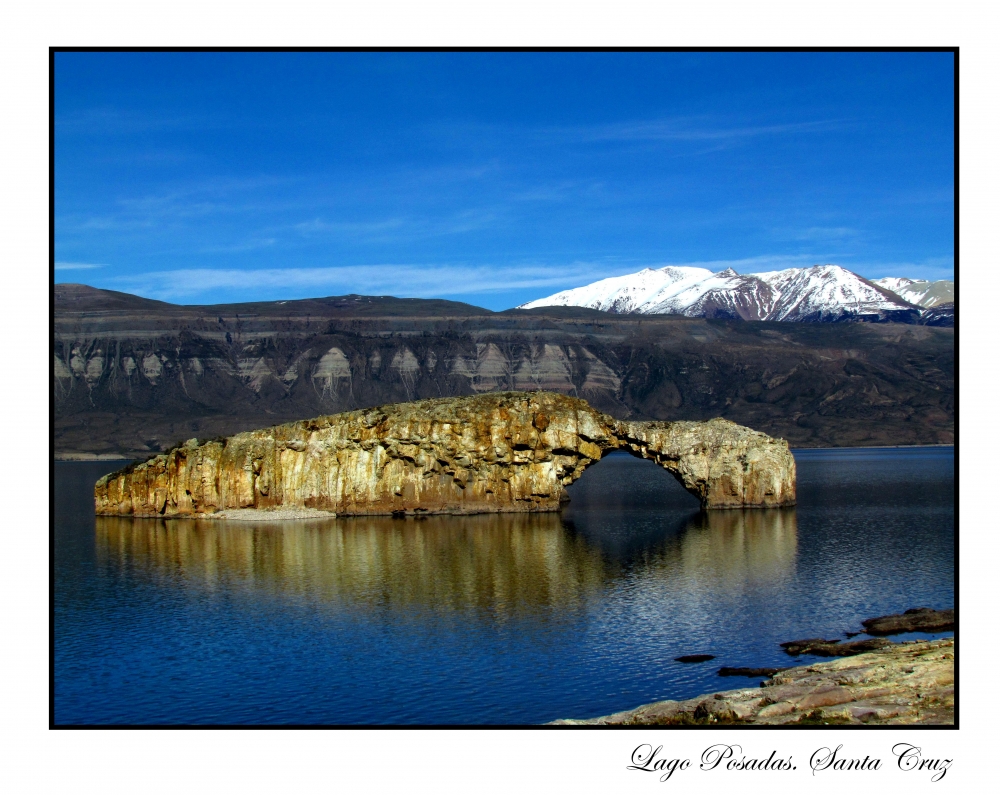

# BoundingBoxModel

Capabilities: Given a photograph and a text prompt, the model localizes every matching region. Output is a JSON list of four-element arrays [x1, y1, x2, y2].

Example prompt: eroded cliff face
[[94, 392, 796, 517], [56, 286, 955, 456]]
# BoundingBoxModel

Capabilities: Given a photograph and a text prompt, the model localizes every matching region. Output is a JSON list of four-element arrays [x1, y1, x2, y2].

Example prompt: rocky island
[[95, 391, 796, 517]]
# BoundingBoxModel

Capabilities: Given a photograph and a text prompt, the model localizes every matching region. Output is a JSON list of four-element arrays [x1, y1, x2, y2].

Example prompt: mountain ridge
[[520, 264, 952, 324], [872, 277, 954, 308]]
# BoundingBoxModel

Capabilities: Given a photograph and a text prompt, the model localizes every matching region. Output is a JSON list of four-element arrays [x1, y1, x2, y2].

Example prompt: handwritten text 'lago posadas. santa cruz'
[[627, 743, 953, 782]]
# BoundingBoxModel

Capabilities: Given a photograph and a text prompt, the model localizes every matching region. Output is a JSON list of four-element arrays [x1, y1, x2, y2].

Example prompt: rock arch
[[95, 392, 796, 517]]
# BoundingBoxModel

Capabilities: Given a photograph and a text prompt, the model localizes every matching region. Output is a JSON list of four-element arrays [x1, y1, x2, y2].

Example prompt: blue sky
[[54, 51, 954, 310]]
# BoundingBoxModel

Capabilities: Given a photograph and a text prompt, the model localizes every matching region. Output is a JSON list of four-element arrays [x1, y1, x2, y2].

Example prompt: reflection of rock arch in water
[[94, 505, 798, 613], [678, 509, 798, 591], [94, 513, 608, 615]]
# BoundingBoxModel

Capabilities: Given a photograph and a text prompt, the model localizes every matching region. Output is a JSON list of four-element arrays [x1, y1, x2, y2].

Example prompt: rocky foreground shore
[[552, 638, 954, 725]]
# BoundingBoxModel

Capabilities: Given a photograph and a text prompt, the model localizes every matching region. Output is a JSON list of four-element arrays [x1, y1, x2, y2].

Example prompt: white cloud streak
[[557, 118, 849, 144], [55, 107, 226, 136], [104, 255, 845, 304], [783, 227, 860, 242], [856, 256, 955, 282], [108, 263, 612, 302], [199, 238, 277, 254], [54, 262, 105, 271], [428, 116, 852, 152]]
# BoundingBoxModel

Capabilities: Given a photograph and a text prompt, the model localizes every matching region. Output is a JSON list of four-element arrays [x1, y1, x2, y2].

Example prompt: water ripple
[[55, 448, 953, 724]]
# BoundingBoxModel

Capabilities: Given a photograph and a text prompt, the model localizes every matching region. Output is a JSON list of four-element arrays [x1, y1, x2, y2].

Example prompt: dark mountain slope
[[54, 286, 954, 457]]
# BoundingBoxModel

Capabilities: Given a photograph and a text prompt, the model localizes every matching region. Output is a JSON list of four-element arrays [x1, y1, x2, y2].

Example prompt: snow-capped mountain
[[520, 264, 920, 322], [526, 265, 715, 314], [872, 277, 953, 308], [871, 277, 915, 294], [752, 266, 916, 321], [641, 267, 777, 318]]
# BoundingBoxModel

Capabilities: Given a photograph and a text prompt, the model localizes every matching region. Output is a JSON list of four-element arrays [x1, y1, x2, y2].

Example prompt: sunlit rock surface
[[553, 639, 954, 725], [95, 392, 796, 517]]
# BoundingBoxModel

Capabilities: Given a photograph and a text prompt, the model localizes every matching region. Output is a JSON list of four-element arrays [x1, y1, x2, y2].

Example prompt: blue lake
[[54, 447, 954, 724]]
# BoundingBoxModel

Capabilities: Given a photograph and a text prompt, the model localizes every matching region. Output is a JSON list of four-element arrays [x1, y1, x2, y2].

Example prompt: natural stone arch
[[596, 415, 797, 509], [564, 446, 703, 511], [95, 392, 796, 518]]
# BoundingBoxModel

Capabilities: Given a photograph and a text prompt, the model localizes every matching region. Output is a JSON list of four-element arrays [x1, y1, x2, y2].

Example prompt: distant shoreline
[[55, 453, 138, 462], [790, 443, 954, 451]]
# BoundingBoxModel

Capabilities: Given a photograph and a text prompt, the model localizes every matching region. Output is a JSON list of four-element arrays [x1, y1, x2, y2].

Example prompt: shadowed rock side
[[862, 607, 954, 636], [94, 392, 796, 517]]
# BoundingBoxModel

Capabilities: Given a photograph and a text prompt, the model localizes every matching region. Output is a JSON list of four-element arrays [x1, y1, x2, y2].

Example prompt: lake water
[[54, 447, 954, 725]]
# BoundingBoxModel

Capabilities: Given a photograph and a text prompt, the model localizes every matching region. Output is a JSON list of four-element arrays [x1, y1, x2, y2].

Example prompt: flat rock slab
[[862, 607, 954, 636], [780, 638, 842, 655], [675, 654, 716, 663], [551, 639, 953, 725], [718, 666, 790, 677], [207, 507, 336, 522], [782, 638, 893, 657]]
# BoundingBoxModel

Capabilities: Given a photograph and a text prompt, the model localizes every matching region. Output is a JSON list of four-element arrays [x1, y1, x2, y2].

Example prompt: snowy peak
[[753, 264, 914, 321], [520, 263, 923, 322], [873, 277, 954, 308], [518, 265, 712, 314], [873, 277, 916, 293], [644, 269, 777, 320]]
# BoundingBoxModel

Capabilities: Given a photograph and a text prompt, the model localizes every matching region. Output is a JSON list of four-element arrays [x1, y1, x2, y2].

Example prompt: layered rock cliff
[[94, 392, 796, 517], [57, 285, 954, 457]]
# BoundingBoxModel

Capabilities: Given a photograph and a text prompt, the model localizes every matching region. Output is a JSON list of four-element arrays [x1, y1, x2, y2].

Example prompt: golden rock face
[[94, 391, 796, 517]]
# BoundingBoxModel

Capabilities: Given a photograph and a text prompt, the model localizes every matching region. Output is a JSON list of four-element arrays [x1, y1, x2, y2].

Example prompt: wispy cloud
[[292, 209, 499, 242], [294, 218, 407, 236], [107, 261, 631, 303], [557, 118, 850, 145], [103, 254, 839, 304], [58, 175, 307, 234], [95, 250, 954, 307], [778, 226, 860, 242], [67, 216, 157, 232], [113, 176, 298, 217], [54, 262, 105, 271], [857, 256, 954, 282], [889, 188, 954, 205], [56, 107, 225, 136], [422, 115, 852, 160], [513, 180, 607, 203], [199, 238, 277, 254]]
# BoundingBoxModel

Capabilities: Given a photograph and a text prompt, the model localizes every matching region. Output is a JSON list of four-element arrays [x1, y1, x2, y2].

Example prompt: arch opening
[[565, 450, 701, 512]]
